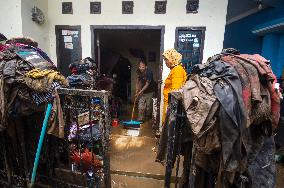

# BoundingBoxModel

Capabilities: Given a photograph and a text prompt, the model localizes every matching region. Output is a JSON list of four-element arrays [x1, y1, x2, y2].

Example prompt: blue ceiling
[[226, 0, 284, 22]]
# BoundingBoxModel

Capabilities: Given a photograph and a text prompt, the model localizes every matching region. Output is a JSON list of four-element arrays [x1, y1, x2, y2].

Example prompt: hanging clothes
[[48, 89, 65, 138], [24, 68, 68, 92], [235, 54, 280, 130], [158, 50, 280, 188]]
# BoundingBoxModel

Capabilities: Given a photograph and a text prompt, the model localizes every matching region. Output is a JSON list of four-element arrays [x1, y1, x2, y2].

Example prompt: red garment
[[237, 54, 280, 130], [0, 44, 8, 61], [237, 54, 274, 81], [0, 44, 8, 52], [71, 68, 78, 74], [71, 148, 102, 172], [1, 43, 27, 52]]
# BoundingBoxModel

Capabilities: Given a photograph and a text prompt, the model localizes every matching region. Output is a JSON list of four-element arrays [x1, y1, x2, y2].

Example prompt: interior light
[[258, 0, 263, 10]]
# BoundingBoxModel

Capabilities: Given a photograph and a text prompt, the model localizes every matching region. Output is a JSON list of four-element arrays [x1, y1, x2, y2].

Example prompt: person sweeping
[[135, 59, 155, 122]]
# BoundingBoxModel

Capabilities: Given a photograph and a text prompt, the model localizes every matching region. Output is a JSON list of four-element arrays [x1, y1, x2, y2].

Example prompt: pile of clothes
[[0, 36, 68, 130], [66, 98, 104, 173], [68, 121, 103, 173], [158, 48, 281, 187], [67, 115, 103, 173], [67, 57, 97, 88], [0, 36, 69, 187]]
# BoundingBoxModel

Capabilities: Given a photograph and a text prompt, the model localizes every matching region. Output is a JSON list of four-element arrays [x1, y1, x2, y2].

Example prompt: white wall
[[47, 0, 228, 78], [0, 0, 229, 125], [47, 0, 228, 124], [0, 0, 23, 38], [21, 0, 50, 53]]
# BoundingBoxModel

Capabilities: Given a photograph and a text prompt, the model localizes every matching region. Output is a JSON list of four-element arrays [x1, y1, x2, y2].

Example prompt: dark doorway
[[91, 26, 164, 124], [55, 25, 82, 76], [91, 26, 167, 186]]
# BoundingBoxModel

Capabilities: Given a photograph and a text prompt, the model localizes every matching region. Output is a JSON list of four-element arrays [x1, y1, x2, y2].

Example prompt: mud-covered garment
[[31, 82, 60, 105], [181, 75, 217, 136], [158, 52, 278, 188], [221, 55, 273, 129], [0, 42, 66, 133], [246, 124, 276, 188], [193, 60, 247, 130], [236, 54, 280, 130], [193, 60, 248, 185], [2, 59, 18, 84], [24, 68, 68, 92], [250, 84, 271, 126], [221, 55, 253, 127], [48, 89, 65, 138]]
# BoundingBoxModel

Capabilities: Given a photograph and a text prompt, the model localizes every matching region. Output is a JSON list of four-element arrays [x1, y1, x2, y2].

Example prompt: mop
[[122, 97, 142, 128]]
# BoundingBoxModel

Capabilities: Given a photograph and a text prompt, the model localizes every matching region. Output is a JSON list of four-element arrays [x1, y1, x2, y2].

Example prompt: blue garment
[[67, 74, 92, 87], [79, 126, 101, 142]]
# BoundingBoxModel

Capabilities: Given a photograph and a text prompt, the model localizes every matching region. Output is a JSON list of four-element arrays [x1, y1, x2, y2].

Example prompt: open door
[[55, 25, 82, 76]]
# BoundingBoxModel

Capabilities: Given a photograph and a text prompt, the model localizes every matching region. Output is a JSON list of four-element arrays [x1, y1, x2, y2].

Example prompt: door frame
[[55, 25, 82, 73], [90, 25, 165, 126], [175, 26, 206, 66]]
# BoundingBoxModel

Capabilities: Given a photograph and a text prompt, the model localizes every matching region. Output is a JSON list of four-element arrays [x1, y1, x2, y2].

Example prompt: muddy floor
[[109, 104, 284, 187]]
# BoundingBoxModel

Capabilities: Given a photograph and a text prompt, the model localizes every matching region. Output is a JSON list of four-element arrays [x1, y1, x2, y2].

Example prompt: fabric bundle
[[0, 37, 68, 132], [187, 51, 280, 187], [157, 49, 280, 187]]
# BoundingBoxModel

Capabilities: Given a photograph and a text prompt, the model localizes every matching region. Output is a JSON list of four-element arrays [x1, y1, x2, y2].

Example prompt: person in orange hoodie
[[162, 49, 187, 123]]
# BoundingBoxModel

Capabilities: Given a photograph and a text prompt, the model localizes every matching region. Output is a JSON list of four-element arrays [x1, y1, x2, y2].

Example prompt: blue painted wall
[[262, 33, 279, 75], [224, 7, 284, 77]]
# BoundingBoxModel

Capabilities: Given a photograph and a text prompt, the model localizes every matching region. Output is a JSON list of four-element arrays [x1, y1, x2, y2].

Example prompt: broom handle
[[30, 103, 52, 186], [131, 97, 137, 120]]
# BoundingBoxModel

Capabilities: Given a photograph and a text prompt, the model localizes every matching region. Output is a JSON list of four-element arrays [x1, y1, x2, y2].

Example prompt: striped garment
[[31, 82, 61, 105]]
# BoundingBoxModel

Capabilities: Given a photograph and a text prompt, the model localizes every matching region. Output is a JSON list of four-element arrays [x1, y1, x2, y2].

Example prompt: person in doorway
[[135, 59, 155, 122], [162, 48, 187, 123]]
